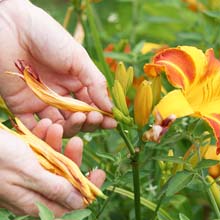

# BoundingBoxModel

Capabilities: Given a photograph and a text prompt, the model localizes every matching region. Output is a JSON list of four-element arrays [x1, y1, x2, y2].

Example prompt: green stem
[[86, 0, 114, 88], [195, 143, 220, 218], [207, 187, 220, 219], [96, 186, 115, 219], [117, 123, 135, 155], [132, 151, 141, 220], [107, 186, 173, 220], [130, 0, 139, 45], [117, 123, 140, 220]]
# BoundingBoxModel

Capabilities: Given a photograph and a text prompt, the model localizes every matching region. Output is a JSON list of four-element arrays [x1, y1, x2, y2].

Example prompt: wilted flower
[[9, 60, 112, 117], [0, 118, 106, 204]]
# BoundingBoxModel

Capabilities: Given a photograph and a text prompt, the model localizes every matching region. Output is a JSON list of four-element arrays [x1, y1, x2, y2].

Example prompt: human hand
[[0, 0, 116, 137], [0, 119, 105, 217]]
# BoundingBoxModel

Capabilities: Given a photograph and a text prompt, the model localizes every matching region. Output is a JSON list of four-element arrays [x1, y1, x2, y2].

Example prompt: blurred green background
[[17, 1, 220, 219]]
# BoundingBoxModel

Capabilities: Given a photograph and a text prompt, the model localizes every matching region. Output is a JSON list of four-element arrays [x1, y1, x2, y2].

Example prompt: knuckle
[[47, 181, 64, 201]]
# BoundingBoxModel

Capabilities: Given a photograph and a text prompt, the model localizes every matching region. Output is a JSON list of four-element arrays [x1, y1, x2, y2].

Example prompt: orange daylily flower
[[144, 46, 220, 154]]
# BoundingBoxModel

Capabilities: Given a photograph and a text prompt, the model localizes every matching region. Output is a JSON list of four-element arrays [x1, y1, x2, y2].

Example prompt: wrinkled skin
[[0, 0, 116, 136], [0, 0, 113, 216]]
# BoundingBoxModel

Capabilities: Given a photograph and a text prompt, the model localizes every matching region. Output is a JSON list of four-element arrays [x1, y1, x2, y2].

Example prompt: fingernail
[[65, 191, 84, 209]]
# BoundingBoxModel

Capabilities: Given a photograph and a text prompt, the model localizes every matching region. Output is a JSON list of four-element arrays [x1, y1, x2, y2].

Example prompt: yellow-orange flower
[[144, 46, 220, 153]]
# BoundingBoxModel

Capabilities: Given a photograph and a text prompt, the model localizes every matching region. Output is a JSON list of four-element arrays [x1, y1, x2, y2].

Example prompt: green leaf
[[36, 202, 54, 220], [62, 209, 92, 220], [203, 11, 220, 22], [166, 171, 194, 197], [195, 159, 219, 170], [153, 156, 185, 164], [0, 209, 13, 220], [104, 51, 133, 63], [96, 152, 115, 162], [179, 213, 190, 220]]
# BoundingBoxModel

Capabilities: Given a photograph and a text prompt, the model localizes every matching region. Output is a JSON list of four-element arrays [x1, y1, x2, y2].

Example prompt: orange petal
[[202, 114, 220, 154], [144, 48, 196, 89]]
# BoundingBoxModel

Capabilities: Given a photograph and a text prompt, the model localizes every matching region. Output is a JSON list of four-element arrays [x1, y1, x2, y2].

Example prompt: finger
[[101, 116, 117, 129], [0, 184, 70, 217], [64, 136, 83, 166], [37, 106, 64, 124], [45, 123, 63, 152], [26, 5, 112, 112], [87, 169, 106, 188], [16, 113, 37, 130], [74, 87, 92, 105], [32, 118, 52, 139], [81, 111, 103, 132], [21, 167, 84, 210], [62, 112, 86, 137]]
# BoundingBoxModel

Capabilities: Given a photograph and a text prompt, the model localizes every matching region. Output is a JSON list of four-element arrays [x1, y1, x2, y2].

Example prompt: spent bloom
[[0, 118, 106, 204]]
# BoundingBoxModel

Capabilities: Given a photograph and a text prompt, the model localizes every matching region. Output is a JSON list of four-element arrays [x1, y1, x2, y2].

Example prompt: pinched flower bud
[[134, 80, 153, 128], [112, 107, 133, 125]]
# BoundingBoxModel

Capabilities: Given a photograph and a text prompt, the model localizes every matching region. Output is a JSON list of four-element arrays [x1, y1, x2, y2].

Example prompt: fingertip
[[45, 123, 63, 152], [63, 112, 87, 137], [87, 111, 103, 124], [101, 117, 117, 129], [87, 169, 106, 188], [64, 136, 83, 166], [32, 118, 52, 139]]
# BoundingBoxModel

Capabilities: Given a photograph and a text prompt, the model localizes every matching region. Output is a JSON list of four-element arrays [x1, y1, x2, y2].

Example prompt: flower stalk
[[86, 0, 113, 88]]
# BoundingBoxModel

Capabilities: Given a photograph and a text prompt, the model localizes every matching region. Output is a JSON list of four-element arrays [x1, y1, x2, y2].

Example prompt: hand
[[0, 119, 105, 217], [0, 0, 116, 137]]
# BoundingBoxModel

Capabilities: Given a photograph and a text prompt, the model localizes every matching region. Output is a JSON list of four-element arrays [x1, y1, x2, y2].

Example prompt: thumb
[[23, 167, 84, 210], [25, 3, 112, 112]]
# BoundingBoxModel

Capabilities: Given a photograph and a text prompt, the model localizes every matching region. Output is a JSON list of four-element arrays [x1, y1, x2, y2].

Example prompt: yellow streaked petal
[[153, 90, 194, 119], [179, 46, 207, 87]]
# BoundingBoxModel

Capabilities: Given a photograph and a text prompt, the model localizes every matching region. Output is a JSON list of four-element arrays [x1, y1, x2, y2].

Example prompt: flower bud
[[112, 80, 129, 116], [206, 175, 220, 208], [115, 62, 134, 94], [134, 80, 153, 128]]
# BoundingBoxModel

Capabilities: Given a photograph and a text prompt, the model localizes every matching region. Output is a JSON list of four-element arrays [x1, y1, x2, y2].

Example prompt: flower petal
[[202, 114, 220, 154], [153, 90, 194, 119], [178, 46, 207, 87], [144, 48, 196, 89]]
